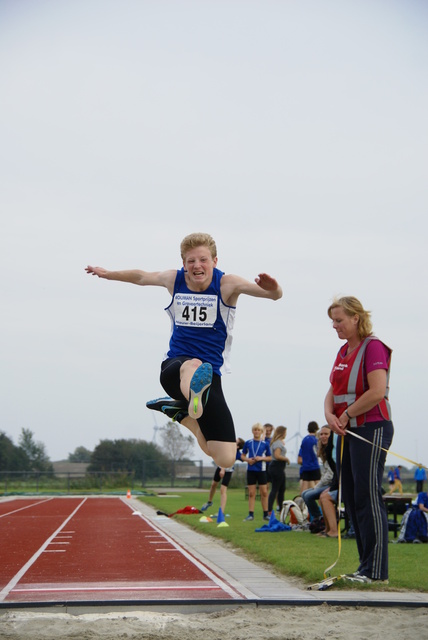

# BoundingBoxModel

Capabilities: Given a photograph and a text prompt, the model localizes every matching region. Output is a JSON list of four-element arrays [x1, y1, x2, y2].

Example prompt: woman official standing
[[324, 296, 394, 584]]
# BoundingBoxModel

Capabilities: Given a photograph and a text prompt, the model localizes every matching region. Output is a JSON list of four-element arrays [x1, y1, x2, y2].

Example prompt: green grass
[[139, 488, 427, 592]]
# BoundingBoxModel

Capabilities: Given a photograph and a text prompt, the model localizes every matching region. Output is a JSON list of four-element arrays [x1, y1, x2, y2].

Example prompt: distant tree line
[[1, 423, 195, 477], [87, 438, 168, 476], [0, 428, 52, 473], [83, 423, 195, 476]]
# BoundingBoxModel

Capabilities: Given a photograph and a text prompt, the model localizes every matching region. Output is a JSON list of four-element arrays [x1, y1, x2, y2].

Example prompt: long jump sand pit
[[1, 604, 428, 640]]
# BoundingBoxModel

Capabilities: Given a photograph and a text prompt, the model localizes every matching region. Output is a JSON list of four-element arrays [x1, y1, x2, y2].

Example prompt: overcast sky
[[1, 0, 427, 469]]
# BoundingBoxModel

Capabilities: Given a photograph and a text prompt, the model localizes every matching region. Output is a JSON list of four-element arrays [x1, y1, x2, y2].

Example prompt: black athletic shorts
[[300, 469, 321, 482], [160, 357, 236, 443], [246, 470, 268, 486], [213, 466, 233, 486]]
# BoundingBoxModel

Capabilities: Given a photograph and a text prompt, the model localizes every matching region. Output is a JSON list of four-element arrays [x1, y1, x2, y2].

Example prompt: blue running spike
[[188, 363, 213, 420]]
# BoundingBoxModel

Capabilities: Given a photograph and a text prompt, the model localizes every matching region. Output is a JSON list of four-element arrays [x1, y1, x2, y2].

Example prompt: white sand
[[1, 605, 427, 640]]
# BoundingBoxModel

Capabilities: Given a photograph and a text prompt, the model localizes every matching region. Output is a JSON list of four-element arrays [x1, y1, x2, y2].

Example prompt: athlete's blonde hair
[[327, 296, 373, 340], [251, 422, 264, 434], [180, 233, 217, 260]]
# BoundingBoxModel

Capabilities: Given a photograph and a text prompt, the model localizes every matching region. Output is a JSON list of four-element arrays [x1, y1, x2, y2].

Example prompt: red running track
[[0, 497, 243, 603]]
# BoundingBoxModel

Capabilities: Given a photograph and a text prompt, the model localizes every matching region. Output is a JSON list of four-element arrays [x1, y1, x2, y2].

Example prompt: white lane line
[[0, 498, 54, 519], [13, 585, 223, 593], [123, 500, 243, 599], [0, 498, 87, 602]]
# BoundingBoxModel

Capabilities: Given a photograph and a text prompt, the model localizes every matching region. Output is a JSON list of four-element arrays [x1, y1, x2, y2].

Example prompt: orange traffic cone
[[126, 489, 131, 499]]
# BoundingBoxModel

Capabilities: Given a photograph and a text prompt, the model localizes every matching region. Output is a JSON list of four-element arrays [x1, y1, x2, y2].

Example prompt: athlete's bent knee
[[207, 441, 236, 469], [181, 358, 202, 373]]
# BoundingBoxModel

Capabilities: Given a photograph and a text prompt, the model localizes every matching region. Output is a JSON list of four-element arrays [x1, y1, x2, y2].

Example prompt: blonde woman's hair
[[251, 422, 264, 433], [327, 296, 373, 340], [271, 425, 287, 444], [180, 233, 217, 260]]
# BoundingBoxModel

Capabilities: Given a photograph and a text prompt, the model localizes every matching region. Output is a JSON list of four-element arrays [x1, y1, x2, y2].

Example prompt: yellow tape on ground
[[322, 436, 344, 579]]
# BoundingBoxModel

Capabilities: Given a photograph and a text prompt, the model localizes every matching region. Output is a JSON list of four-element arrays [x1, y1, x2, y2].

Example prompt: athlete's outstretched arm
[[85, 266, 176, 291], [221, 272, 282, 306]]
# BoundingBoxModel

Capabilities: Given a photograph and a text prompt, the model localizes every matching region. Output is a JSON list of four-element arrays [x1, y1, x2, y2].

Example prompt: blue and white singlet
[[164, 267, 236, 376]]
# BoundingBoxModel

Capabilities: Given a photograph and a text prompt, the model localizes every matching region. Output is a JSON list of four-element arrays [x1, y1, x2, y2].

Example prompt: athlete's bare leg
[[179, 359, 202, 398], [179, 415, 236, 468], [180, 416, 210, 455], [207, 441, 236, 469], [179, 358, 213, 419], [220, 484, 228, 513], [154, 358, 233, 467]]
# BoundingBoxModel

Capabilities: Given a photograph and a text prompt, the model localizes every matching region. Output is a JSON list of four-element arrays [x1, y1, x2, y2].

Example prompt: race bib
[[173, 293, 217, 327]]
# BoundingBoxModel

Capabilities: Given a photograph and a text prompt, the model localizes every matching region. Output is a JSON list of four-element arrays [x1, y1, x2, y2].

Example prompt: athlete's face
[[330, 306, 359, 343], [183, 246, 218, 291]]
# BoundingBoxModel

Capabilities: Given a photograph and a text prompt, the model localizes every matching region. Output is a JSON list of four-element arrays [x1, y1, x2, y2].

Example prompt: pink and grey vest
[[331, 336, 392, 427]]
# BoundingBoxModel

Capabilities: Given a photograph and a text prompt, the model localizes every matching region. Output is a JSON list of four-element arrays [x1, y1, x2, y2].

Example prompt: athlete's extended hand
[[254, 274, 282, 300], [85, 265, 108, 278]]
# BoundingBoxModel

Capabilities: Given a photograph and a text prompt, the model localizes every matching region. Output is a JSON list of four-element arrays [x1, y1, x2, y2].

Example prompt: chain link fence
[[0, 462, 304, 495], [0, 460, 214, 494]]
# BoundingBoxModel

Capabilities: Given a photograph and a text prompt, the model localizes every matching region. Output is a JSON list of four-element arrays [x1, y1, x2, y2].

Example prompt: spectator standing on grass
[[267, 426, 290, 515], [393, 465, 403, 495], [387, 466, 395, 493], [200, 438, 245, 514], [241, 423, 271, 521], [263, 422, 274, 488], [263, 423, 274, 446], [298, 421, 321, 493], [414, 464, 427, 493], [302, 426, 335, 522]]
